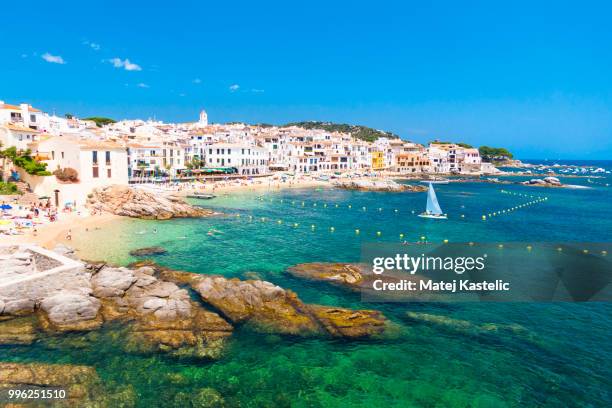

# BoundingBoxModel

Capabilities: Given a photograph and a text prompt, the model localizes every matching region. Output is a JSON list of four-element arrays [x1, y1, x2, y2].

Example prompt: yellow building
[[371, 151, 385, 170]]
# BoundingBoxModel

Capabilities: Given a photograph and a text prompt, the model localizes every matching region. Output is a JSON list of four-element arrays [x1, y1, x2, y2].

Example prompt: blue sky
[[1, 0, 611, 159]]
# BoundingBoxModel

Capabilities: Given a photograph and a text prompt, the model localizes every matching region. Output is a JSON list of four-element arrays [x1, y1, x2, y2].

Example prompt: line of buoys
[[254, 195, 419, 216], [484, 192, 549, 220]]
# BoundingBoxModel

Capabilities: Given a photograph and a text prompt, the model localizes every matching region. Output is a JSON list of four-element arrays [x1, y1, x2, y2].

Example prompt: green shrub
[[0, 182, 20, 195]]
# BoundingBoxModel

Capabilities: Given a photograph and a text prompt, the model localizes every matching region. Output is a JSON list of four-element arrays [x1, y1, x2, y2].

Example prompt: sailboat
[[418, 183, 447, 219]]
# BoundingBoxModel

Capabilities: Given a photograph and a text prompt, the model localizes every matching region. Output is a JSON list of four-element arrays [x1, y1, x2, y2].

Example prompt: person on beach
[[65, 229, 72, 241]]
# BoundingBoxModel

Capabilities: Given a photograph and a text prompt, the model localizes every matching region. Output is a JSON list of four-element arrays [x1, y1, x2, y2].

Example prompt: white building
[[204, 143, 269, 175], [36, 135, 129, 186], [0, 123, 41, 150]]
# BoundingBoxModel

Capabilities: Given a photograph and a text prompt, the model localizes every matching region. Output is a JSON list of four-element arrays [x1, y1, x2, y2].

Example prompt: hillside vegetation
[[283, 121, 399, 142]]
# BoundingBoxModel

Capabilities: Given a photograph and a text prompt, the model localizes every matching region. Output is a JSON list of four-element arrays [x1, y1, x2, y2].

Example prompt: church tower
[[199, 109, 208, 126]]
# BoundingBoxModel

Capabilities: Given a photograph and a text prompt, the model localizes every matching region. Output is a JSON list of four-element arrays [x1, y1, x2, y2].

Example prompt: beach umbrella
[[0, 204, 12, 210]]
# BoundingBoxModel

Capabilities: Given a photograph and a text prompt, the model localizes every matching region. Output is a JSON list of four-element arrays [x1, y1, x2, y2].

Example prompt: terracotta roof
[[0, 103, 20, 110], [4, 123, 40, 133], [78, 139, 125, 150], [0, 103, 41, 112]]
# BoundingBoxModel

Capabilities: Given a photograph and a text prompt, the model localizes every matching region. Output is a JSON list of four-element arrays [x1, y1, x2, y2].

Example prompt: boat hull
[[417, 213, 448, 219]]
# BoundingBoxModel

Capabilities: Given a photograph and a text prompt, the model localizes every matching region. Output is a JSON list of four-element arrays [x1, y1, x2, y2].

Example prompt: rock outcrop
[[90, 264, 233, 359], [333, 179, 426, 192], [522, 176, 563, 187], [286, 263, 366, 291], [87, 185, 216, 219], [160, 270, 392, 339], [286, 262, 413, 295]]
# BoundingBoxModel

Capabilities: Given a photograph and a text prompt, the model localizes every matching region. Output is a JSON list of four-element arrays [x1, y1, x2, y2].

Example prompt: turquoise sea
[[2, 161, 611, 407]]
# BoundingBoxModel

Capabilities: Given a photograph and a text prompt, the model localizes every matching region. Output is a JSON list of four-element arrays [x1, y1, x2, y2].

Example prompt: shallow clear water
[[2, 164, 611, 407]]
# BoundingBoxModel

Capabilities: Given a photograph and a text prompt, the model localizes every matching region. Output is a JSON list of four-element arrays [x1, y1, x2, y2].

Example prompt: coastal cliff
[[87, 185, 216, 219]]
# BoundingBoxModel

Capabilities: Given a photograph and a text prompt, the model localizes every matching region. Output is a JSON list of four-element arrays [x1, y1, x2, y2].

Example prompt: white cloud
[[136, 83, 149, 88], [108, 57, 142, 71], [42, 53, 66, 64], [229, 84, 240, 92], [193, 78, 202, 84], [83, 40, 100, 51]]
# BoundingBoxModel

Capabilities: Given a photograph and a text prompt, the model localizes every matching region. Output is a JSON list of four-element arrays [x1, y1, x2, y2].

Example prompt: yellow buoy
[[420, 236, 426, 241], [277, 220, 282, 224], [498, 244, 503, 248], [236, 214, 241, 217], [330, 227, 335, 232], [348, 205, 352, 209], [323, 204, 327, 208], [313, 203, 317, 207], [355, 229, 360, 234], [469, 242, 474, 246], [376, 231, 382, 236], [400, 233, 404, 239], [261, 217, 266, 222], [443, 239, 449, 244], [602, 250, 607, 256], [482, 215, 486, 220], [335, 204, 339, 208], [583, 249, 589, 254], [461, 214, 465, 218], [301, 202, 305, 206], [293, 223, 299, 227], [557, 247, 563, 252], [362, 206, 367, 211], [527, 245, 532, 251]]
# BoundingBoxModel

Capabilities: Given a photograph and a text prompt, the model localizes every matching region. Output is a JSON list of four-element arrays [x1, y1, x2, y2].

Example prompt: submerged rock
[[87, 184, 216, 219], [0, 362, 120, 406], [404, 312, 538, 344], [129, 246, 168, 257], [160, 270, 392, 339], [0, 316, 38, 345]]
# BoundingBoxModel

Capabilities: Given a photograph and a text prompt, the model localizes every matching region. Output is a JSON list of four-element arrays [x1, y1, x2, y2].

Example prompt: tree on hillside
[[478, 146, 514, 161]]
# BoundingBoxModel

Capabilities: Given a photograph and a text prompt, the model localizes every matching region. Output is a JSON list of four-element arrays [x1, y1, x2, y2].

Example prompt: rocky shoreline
[[332, 179, 426, 192], [0, 247, 401, 405], [87, 185, 217, 219], [0, 247, 395, 360]]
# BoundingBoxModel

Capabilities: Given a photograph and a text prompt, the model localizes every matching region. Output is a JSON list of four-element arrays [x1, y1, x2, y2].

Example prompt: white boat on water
[[419, 177, 450, 184], [418, 183, 447, 220]]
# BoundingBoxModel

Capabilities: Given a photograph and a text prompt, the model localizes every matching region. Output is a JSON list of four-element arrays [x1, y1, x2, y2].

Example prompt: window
[[105, 151, 111, 165], [93, 167, 99, 178], [209, 148, 212, 154], [61, 152, 64, 159], [52, 151, 55, 159], [228, 149, 231, 154], [30, 114, 36, 122], [107, 168, 112, 178], [92, 151, 98, 164]]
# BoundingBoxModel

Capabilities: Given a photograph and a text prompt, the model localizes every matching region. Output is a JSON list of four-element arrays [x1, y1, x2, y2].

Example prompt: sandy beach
[[0, 212, 119, 250]]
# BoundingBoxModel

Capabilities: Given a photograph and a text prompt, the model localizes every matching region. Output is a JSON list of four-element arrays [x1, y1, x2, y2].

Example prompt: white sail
[[425, 183, 443, 215]]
